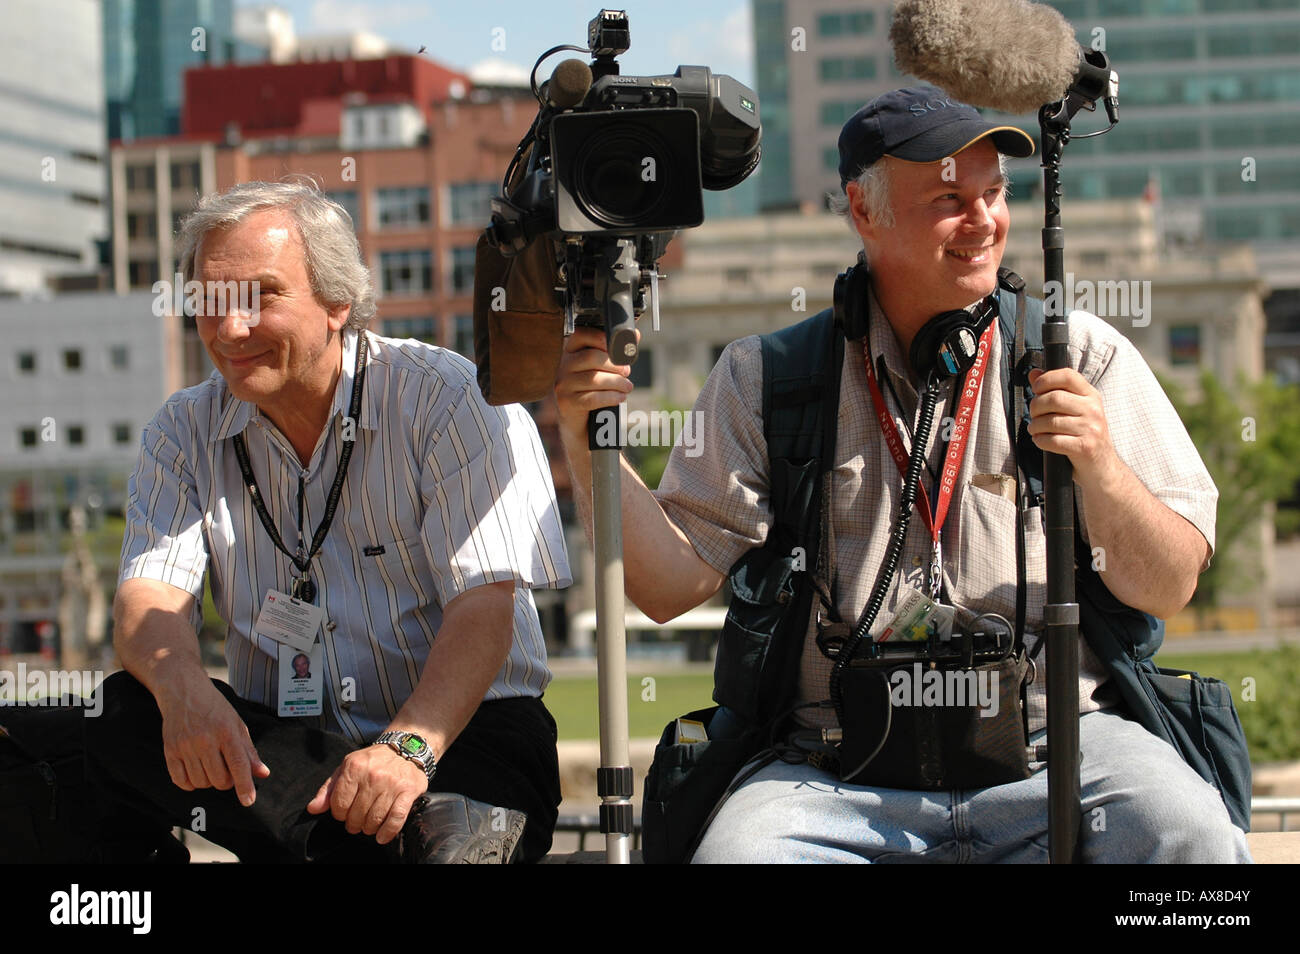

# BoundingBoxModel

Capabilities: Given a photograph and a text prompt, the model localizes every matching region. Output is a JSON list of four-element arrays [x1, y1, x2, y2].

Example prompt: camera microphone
[[544, 58, 593, 110], [890, 0, 1082, 115]]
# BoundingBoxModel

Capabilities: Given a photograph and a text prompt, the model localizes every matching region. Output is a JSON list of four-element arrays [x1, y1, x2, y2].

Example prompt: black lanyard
[[231, 334, 368, 603]]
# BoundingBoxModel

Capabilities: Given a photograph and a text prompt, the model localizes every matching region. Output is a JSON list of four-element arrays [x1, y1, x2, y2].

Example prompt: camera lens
[[571, 129, 672, 228], [551, 108, 703, 233]]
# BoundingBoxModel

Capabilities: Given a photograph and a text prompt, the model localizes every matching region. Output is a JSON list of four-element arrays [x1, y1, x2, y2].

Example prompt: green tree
[[623, 401, 696, 491], [1158, 370, 1300, 622]]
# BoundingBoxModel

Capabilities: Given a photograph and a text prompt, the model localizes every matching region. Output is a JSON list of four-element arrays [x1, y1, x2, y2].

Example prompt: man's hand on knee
[[306, 745, 429, 845], [157, 680, 270, 807]]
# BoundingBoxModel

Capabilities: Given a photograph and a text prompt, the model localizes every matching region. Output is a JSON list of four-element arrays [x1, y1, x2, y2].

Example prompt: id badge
[[878, 585, 955, 643], [278, 641, 323, 717], [254, 589, 324, 654]]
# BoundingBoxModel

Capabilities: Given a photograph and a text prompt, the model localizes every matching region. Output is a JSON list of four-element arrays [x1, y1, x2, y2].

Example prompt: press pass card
[[278, 641, 323, 717], [254, 589, 324, 654], [878, 586, 956, 642]]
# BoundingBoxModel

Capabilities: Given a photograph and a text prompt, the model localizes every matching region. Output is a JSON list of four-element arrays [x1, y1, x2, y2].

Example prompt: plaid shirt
[[654, 287, 1217, 732]]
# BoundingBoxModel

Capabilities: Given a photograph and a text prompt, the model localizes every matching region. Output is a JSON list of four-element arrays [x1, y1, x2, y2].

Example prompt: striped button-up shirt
[[654, 286, 1217, 733], [119, 329, 571, 743]]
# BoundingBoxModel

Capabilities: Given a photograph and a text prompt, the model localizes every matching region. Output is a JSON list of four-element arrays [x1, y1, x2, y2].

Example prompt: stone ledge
[[1245, 832, 1300, 864]]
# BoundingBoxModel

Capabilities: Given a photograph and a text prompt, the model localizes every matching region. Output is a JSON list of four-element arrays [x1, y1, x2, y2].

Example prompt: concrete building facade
[[748, 0, 1300, 289], [0, 291, 181, 655], [1, 0, 109, 295]]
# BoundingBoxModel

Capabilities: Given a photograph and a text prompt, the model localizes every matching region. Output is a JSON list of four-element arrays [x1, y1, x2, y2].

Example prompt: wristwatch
[[374, 731, 438, 780]]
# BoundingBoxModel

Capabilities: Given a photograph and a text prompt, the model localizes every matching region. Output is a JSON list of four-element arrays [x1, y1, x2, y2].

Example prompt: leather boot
[[402, 792, 527, 864]]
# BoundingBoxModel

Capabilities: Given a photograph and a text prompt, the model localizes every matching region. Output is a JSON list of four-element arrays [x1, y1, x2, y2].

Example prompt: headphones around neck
[[833, 250, 996, 385]]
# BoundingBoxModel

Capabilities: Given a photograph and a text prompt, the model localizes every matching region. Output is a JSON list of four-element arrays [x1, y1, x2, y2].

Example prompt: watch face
[[400, 735, 427, 757]]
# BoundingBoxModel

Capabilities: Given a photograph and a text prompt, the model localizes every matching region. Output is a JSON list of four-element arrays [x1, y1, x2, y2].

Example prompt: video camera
[[484, 9, 761, 363]]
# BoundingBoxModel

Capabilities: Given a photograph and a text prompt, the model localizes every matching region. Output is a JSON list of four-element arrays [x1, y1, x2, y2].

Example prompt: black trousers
[[85, 672, 561, 863]]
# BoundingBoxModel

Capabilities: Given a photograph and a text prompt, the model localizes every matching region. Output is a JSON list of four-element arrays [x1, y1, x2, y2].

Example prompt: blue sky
[[258, 0, 756, 87]]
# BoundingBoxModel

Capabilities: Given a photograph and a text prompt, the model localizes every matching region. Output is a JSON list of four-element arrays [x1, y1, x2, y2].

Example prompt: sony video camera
[[483, 9, 761, 363], [488, 9, 760, 247]]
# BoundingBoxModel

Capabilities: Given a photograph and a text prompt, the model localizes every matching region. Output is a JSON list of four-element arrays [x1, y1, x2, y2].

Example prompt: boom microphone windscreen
[[891, 0, 1081, 115], [547, 58, 593, 109]]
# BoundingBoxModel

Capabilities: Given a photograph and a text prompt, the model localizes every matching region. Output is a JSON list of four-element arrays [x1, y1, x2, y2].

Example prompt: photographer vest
[[642, 268, 1251, 863]]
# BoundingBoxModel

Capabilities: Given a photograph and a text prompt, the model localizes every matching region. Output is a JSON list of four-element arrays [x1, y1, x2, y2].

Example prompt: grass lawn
[[545, 647, 1300, 762], [545, 670, 716, 741]]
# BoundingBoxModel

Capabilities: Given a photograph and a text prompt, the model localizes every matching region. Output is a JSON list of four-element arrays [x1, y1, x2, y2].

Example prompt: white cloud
[[665, 3, 753, 83], [306, 0, 426, 34], [718, 3, 754, 63], [468, 57, 531, 87]]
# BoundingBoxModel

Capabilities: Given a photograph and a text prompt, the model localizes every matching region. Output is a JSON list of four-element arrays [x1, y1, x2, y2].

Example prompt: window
[[170, 160, 201, 191], [14, 509, 44, 532], [817, 11, 874, 36], [453, 314, 474, 357], [375, 187, 430, 229], [1008, 169, 1039, 201], [383, 317, 438, 343], [327, 190, 360, 229], [128, 259, 159, 288], [379, 250, 433, 296], [449, 246, 476, 295], [1210, 26, 1300, 58], [109, 344, 129, 370], [127, 212, 157, 240], [19, 427, 38, 448], [819, 57, 876, 82], [820, 101, 861, 127], [17, 351, 36, 373], [447, 182, 497, 226], [112, 422, 133, 445], [1169, 325, 1201, 366], [125, 163, 156, 192], [68, 425, 85, 446], [63, 348, 82, 371]]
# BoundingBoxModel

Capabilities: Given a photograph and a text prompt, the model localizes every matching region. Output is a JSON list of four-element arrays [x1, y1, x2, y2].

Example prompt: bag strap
[[756, 308, 843, 719], [997, 269, 1044, 659]]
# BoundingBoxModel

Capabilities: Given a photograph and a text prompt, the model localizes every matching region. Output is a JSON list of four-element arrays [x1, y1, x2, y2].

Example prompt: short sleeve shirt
[[654, 288, 1217, 732], [119, 329, 572, 743]]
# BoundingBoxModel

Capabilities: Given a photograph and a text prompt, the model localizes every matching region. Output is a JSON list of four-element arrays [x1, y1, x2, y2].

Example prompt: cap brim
[[890, 121, 1036, 162]]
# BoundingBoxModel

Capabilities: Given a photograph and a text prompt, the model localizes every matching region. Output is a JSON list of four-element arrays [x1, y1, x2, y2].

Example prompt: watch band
[[375, 730, 437, 780]]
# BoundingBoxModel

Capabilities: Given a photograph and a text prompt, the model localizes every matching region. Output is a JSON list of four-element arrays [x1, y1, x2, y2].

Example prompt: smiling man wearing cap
[[554, 85, 1249, 863]]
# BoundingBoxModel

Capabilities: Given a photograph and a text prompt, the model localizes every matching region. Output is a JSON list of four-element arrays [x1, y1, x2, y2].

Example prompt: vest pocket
[[714, 550, 798, 724]]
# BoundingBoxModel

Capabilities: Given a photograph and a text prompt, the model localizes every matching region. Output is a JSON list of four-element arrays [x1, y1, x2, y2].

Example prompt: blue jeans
[[692, 708, 1253, 863]]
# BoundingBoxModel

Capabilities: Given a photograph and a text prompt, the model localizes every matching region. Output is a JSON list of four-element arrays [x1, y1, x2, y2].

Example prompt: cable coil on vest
[[827, 378, 942, 719]]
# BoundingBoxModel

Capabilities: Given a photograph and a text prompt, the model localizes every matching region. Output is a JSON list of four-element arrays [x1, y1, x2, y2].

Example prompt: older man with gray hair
[[88, 180, 571, 863]]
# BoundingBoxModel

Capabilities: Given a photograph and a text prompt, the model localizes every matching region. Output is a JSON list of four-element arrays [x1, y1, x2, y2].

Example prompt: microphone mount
[[1034, 45, 1121, 868]]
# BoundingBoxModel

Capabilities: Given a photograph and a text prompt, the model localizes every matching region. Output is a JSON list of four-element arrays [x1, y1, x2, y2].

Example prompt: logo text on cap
[[909, 98, 960, 116]]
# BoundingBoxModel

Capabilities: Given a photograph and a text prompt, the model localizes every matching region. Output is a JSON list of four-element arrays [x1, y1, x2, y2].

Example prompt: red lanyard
[[863, 319, 996, 599]]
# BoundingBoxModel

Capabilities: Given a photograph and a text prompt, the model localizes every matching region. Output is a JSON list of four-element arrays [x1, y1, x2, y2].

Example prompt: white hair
[[828, 159, 895, 230], [176, 178, 376, 330], [828, 151, 1011, 234]]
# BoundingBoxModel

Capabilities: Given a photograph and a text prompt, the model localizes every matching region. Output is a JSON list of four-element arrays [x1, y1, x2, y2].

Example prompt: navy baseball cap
[[838, 85, 1035, 190]]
